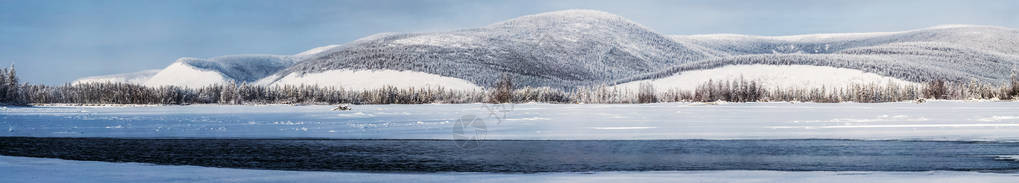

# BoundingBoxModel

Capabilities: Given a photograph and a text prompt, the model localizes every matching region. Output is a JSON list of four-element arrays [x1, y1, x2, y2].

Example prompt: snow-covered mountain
[[142, 55, 297, 88], [267, 10, 715, 89], [619, 25, 1019, 86], [74, 44, 342, 88], [74, 10, 1019, 90], [72, 69, 161, 85]]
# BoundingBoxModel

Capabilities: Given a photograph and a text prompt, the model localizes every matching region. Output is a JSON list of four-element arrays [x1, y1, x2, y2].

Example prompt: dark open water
[[2, 137, 1018, 173]]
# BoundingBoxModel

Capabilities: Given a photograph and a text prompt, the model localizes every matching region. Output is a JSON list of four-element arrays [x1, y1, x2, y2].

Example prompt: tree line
[[1, 65, 1017, 105]]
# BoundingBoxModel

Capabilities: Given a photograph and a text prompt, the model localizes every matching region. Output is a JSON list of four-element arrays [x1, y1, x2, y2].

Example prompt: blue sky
[[2, 0, 1017, 84]]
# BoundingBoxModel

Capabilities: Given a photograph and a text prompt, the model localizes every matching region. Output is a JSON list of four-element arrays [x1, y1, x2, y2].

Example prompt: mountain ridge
[[74, 10, 1019, 90]]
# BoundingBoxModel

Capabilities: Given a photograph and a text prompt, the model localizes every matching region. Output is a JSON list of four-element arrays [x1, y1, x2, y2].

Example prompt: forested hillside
[[6, 65, 1019, 105], [40, 10, 1019, 104], [77, 10, 1019, 90]]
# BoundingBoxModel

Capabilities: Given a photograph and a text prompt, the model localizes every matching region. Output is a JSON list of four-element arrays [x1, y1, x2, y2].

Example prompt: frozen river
[[4, 102, 1019, 182], [2, 101, 1019, 140]]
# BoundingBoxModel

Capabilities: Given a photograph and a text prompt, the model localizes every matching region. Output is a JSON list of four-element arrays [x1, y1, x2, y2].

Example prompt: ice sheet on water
[[2, 101, 1019, 140]]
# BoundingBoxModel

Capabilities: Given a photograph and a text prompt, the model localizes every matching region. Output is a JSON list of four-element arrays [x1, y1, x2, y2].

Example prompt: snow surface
[[4, 102, 1019, 141], [142, 62, 229, 88], [260, 69, 482, 90], [72, 69, 160, 85], [615, 64, 919, 92], [1, 155, 1016, 183]]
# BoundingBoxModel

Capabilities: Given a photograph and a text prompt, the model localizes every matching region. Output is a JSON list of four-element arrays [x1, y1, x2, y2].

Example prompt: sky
[[1, 0, 1017, 84]]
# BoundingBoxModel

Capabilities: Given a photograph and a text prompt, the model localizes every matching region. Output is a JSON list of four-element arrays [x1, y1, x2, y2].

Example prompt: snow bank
[[263, 69, 482, 90], [615, 64, 919, 92], [143, 62, 229, 88]]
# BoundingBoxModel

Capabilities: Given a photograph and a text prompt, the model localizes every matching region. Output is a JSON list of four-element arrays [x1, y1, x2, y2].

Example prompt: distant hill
[[142, 55, 298, 88], [267, 9, 715, 89], [640, 25, 1019, 84], [75, 10, 1019, 90], [72, 69, 160, 85]]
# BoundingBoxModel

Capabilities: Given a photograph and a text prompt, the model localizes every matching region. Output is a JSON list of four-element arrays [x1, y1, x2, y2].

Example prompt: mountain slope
[[628, 25, 1019, 85], [76, 44, 349, 88], [268, 10, 717, 89], [673, 25, 1019, 55], [72, 69, 161, 85], [75, 10, 1019, 90], [143, 55, 297, 88], [613, 64, 918, 92]]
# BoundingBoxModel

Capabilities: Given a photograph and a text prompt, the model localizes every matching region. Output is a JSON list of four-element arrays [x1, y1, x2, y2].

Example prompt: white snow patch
[[265, 70, 481, 91], [615, 65, 919, 92], [976, 116, 1019, 122], [143, 62, 229, 88]]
